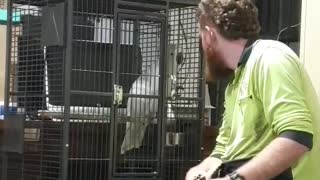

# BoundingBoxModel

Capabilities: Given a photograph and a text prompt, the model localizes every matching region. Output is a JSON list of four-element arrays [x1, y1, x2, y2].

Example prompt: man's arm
[[220, 47, 314, 180], [235, 137, 308, 180], [186, 101, 230, 180], [210, 106, 230, 160]]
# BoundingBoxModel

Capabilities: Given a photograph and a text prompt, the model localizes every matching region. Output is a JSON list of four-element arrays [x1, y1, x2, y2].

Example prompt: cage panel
[[3, 4, 65, 180], [164, 5, 203, 180], [66, 8, 116, 180], [113, 14, 164, 178]]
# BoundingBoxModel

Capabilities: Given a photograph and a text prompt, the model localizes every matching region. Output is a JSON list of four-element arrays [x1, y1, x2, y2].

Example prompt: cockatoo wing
[[121, 60, 160, 154]]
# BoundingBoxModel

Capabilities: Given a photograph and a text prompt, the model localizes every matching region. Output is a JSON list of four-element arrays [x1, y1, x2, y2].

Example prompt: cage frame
[[1, 0, 206, 180]]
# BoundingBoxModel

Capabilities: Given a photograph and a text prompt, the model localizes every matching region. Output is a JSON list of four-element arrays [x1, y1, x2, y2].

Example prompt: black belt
[[212, 158, 293, 180]]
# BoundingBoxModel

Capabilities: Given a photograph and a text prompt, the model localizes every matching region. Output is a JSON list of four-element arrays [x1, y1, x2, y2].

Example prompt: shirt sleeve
[[254, 47, 314, 137], [210, 102, 230, 158]]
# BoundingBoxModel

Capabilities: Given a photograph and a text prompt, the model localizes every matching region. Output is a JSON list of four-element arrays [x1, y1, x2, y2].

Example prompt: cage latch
[[113, 84, 123, 106], [170, 75, 184, 101]]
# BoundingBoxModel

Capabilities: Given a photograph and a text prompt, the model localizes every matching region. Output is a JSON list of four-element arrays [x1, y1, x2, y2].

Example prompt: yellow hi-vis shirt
[[211, 40, 320, 180]]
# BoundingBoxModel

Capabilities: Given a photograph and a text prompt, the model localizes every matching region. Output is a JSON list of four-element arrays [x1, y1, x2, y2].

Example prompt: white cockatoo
[[120, 59, 160, 154]]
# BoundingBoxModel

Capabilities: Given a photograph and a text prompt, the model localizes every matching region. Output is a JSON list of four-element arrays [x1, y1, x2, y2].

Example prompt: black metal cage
[[1, 0, 205, 180]]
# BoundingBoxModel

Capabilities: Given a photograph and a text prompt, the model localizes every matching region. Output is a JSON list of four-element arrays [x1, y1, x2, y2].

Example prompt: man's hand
[[185, 157, 223, 180], [185, 167, 208, 180]]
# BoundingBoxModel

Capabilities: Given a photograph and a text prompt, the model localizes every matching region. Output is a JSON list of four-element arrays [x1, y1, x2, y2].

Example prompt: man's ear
[[199, 15, 216, 49], [201, 25, 215, 50]]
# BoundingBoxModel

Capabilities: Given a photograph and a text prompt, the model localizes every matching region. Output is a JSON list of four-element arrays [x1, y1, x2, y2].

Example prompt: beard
[[204, 47, 234, 82]]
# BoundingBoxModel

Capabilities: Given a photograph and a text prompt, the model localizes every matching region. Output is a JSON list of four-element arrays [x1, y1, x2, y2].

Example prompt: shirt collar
[[237, 38, 257, 67], [229, 38, 257, 86]]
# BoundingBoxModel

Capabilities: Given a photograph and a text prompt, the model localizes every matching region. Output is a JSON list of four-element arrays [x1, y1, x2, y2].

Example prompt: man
[[186, 0, 320, 180]]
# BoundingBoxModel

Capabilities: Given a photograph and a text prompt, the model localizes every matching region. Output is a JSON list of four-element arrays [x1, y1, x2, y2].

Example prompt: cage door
[[112, 14, 166, 177]]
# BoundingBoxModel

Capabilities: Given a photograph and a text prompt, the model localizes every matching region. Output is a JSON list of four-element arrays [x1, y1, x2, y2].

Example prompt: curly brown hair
[[196, 0, 261, 40]]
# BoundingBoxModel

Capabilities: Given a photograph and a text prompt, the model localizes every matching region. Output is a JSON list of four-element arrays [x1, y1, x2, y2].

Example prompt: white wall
[[300, 0, 320, 98]]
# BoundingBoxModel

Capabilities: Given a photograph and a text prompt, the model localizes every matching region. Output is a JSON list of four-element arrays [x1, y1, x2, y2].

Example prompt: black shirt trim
[[280, 130, 313, 150]]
